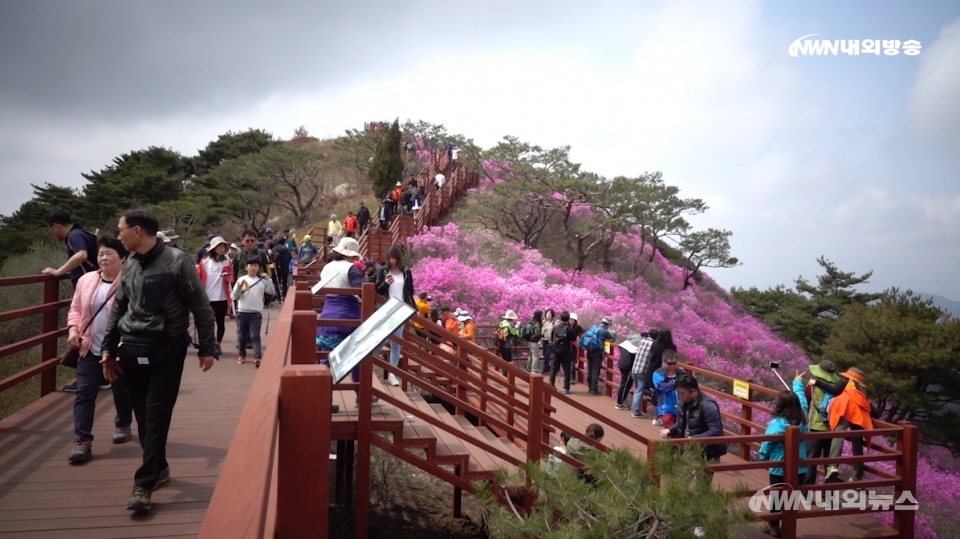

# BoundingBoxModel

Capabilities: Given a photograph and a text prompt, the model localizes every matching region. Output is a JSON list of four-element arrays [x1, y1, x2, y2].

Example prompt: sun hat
[[809, 360, 841, 383], [502, 309, 518, 320], [166, 233, 179, 240], [396, 181, 402, 186], [332, 237, 361, 258], [842, 367, 866, 386], [156, 231, 168, 242], [457, 310, 472, 321], [601, 316, 613, 325], [569, 313, 578, 321], [208, 236, 228, 251]]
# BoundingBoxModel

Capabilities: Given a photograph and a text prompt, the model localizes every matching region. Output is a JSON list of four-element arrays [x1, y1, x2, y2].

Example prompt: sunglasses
[[665, 362, 677, 366]]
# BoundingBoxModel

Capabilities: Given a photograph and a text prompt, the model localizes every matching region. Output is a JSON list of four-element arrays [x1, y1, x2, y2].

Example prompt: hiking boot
[[112, 426, 131, 444], [651, 418, 663, 426], [387, 373, 400, 386], [68, 441, 91, 463], [62, 382, 78, 393], [826, 465, 840, 481], [126, 486, 151, 512], [631, 411, 647, 419], [238, 356, 246, 364], [154, 467, 170, 490]]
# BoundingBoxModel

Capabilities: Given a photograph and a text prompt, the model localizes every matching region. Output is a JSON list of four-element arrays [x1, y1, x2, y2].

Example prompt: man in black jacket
[[101, 209, 217, 514], [357, 202, 370, 235], [663, 374, 727, 468], [549, 312, 577, 394]]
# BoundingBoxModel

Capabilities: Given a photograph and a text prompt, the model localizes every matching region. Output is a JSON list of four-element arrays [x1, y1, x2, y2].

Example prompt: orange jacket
[[460, 320, 477, 343], [444, 316, 459, 334], [829, 379, 874, 431]]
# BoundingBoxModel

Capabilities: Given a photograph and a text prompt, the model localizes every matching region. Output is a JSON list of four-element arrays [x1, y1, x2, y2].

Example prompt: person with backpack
[[519, 310, 543, 373], [802, 360, 841, 484], [540, 309, 556, 374], [269, 240, 291, 299], [496, 310, 521, 364], [629, 329, 657, 418], [651, 349, 686, 427], [549, 312, 577, 394], [42, 209, 99, 287], [580, 317, 617, 395], [758, 373, 809, 538]]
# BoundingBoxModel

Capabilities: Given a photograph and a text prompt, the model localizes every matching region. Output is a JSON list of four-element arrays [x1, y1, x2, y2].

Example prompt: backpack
[[578, 325, 603, 351], [817, 390, 836, 422], [520, 322, 538, 342], [551, 323, 570, 349], [496, 325, 511, 347]]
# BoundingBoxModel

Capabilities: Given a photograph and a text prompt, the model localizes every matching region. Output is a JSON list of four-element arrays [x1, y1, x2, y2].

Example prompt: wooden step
[[377, 384, 470, 469], [428, 403, 522, 481]]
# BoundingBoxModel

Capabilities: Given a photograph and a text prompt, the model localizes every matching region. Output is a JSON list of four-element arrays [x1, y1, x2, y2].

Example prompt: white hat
[[456, 310, 472, 321], [332, 237, 361, 258], [166, 233, 179, 240], [156, 231, 168, 242], [230, 243, 239, 250], [396, 181, 402, 186], [502, 309, 518, 320], [569, 313, 578, 321], [209, 236, 228, 251]]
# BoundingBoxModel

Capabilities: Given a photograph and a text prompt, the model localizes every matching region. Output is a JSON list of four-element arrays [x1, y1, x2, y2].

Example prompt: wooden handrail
[[0, 274, 68, 397]]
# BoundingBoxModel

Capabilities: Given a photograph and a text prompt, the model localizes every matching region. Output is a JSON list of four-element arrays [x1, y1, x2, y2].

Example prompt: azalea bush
[[407, 222, 956, 538]]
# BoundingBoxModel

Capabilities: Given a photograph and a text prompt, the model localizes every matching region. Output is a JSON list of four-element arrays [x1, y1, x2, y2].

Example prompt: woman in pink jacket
[[65, 236, 134, 463]]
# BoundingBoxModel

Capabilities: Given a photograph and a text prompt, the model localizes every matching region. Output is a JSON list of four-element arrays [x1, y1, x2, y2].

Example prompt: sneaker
[[614, 404, 627, 410], [154, 467, 170, 490], [112, 426, 131, 444], [387, 373, 400, 386], [355, 395, 380, 405], [99, 382, 112, 390], [826, 465, 840, 480], [62, 382, 78, 393], [68, 441, 91, 463], [651, 418, 663, 426], [126, 485, 152, 512], [631, 411, 647, 419], [562, 389, 571, 395], [255, 359, 261, 368], [238, 356, 246, 364]]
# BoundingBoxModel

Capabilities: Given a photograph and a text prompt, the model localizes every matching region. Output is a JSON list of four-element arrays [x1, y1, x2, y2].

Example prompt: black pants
[[768, 472, 806, 522], [586, 349, 604, 393], [803, 433, 832, 484], [210, 300, 228, 343], [358, 221, 367, 236], [615, 367, 633, 406], [549, 353, 571, 391], [275, 270, 289, 299], [119, 336, 188, 490]]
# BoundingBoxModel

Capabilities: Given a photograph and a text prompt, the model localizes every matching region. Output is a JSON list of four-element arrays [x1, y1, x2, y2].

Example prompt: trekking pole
[[265, 305, 272, 335]]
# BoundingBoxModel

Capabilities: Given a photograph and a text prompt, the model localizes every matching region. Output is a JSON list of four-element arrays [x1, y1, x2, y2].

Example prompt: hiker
[[101, 209, 217, 513], [65, 236, 135, 463], [614, 332, 645, 410], [196, 234, 215, 264], [374, 244, 416, 386], [643, 329, 677, 402], [162, 231, 185, 252], [392, 182, 404, 211], [496, 310, 521, 363], [42, 209, 99, 287], [434, 172, 446, 190], [357, 202, 370, 236], [566, 423, 604, 484], [297, 235, 319, 265], [344, 212, 358, 239], [400, 187, 414, 216], [520, 310, 543, 373], [441, 306, 460, 334], [581, 316, 617, 395], [662, 374, 727, 468], [547, 431, 572, 475], [821, 367, 873, 482], [413, 292, 432, 338], [315, 238, 366, 409], [629, 329, 657, 418], [233, 230, 270, 283], [541, 308, 556, 374], [802, 359, 842, 484], [758, 373, 809, 538], [269, 239, 291, 299], [651, 349, 686, 427], [328, 214, 343, 244], [232, 258, 276, 367], [259, 227, 275, 244], [568, 313, 583, 383], [197, 236, 233, 357], [549, 311, 577, 394], [457, 310, 477, 343]]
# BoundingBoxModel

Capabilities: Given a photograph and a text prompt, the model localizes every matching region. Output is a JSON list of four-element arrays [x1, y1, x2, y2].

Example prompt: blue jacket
[[653, 366, 686, 416], [758, 379, 810, 476]]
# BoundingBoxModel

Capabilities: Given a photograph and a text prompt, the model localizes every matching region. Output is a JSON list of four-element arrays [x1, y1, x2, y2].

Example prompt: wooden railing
[[0, 274, 70, 397]]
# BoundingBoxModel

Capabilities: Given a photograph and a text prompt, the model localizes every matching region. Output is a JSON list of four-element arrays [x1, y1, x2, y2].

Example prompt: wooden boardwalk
[[0, 317, 257, 539]]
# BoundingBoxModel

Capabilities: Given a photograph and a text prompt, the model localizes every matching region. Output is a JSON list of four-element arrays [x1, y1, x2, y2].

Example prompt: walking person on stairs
[[374, 244, 415, 386]]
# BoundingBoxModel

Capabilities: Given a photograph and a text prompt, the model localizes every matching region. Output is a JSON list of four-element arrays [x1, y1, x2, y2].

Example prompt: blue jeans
[[237, 312, 263, 358], [389, 325, 403, 366], [631, 372, 647, 415], [542, 341, 553, 372], [74, 352, 133, 442]]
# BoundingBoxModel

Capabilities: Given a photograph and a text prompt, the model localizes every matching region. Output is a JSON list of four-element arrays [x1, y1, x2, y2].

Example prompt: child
[[232, 259, 276, 367], [547, 431, 572, 475]]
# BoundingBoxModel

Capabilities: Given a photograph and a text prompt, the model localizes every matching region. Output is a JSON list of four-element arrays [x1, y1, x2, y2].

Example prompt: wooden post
[[780, 425, 800, 539], [526, 375, 544, 463], [354, 283, 376, 539], [290, 310, 317, 365], [277, 365, 331, 538], [40, 277, 59, 396], [894, 421, 918, 539], [294, 289, 312, 311], [456, 346, 468, 416], [647, 440, 660, 487], [739, 378, 754, 461]]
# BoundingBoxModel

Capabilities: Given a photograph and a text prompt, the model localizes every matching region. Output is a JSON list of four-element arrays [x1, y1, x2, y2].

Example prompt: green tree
[[0, 183, 84, 267], [80, 146, 190, 227], [823, 289, 960, 450], [191, 128, 276, 175], [369, 119, 404, 200], [257, 144, 326, 228], [678, 228, 740, 290], [477, 446, 753, 539]]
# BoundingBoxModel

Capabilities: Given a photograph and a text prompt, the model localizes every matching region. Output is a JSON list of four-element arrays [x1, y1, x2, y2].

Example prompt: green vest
[[807, 385, 828, 431]]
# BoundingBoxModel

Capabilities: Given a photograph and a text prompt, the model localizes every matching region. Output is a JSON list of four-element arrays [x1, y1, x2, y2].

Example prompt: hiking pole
[[768, 361, 791, 391], [265, 305, 272, 335]]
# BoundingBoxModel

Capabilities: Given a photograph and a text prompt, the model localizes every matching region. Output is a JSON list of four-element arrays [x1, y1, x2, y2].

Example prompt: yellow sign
[[604, 341, 611, 355], [732, 379, 750, 400]]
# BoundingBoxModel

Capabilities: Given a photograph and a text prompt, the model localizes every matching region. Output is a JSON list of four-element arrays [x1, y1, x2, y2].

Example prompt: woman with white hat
[[457, 310, 477, 343], [316, 237, 372, 406], [496, 310, 520, 364], [197, 236, 233, 356]]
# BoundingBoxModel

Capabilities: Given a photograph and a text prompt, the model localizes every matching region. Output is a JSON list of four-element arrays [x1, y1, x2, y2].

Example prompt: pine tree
[[369, 119, 403, 200]]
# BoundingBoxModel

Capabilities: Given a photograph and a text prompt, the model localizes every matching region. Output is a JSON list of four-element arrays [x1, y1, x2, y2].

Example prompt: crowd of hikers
[[39, 199, 879, 527]]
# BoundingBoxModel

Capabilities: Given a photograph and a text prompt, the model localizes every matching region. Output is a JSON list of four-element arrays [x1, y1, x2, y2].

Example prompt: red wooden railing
[[0, 275, 70, 399]]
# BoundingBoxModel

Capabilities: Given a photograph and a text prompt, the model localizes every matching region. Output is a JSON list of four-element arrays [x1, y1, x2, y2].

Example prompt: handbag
[[59, 286, 116, 369]]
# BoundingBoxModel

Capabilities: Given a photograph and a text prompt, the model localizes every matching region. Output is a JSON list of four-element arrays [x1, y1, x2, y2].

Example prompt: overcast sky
[[2, 0, 959, 299]]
